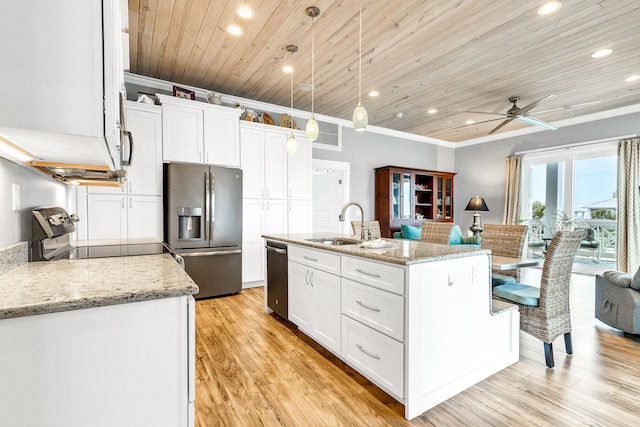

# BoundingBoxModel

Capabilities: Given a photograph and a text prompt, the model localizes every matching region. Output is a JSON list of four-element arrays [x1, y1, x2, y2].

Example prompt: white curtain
[[616, 137, 640, 272], [503, 155, 523, 225]]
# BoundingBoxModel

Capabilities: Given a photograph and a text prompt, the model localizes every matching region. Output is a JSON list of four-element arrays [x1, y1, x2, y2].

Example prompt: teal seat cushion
[[400, 224, 421, 240], [393, 231, 402, 239], [449, 225, 462, 244], [492, 273, 517, 287], [493, 283, 540, 306]]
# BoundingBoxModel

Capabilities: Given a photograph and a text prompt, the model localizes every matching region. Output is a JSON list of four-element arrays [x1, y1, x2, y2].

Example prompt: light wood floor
[[194, 269, 640, 426]]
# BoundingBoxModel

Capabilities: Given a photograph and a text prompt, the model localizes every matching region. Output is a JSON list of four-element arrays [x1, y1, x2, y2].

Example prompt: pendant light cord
[[358, 6, 362, 106], [311, 16, 315, 115], [290, 67, 294, 132]]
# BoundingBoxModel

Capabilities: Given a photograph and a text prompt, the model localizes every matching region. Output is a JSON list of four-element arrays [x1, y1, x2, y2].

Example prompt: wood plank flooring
[[194, 269, 640, 426]]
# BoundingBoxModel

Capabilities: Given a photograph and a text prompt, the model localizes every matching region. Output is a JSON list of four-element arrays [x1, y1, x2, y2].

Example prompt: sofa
[[595, 268, 640, 334], [392, 224, 481, 247]]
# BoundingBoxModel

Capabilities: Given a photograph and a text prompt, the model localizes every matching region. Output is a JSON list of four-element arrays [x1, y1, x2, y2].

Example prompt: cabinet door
[[240, 128, 264, 198], [204, 109, 240, 167], [288, 261, 313, 331], [242, 199, 265, 283], [125, 105, 162, 196], [264, 199, 288, 235], [311, 268, 341, 354], [162, 104, 203, 163], [127, 195, 163, 241], [87, 194, 127, 240], [263, 132, 288, 199], [288, 200, 312, 234], [287, 136, 312, 199]]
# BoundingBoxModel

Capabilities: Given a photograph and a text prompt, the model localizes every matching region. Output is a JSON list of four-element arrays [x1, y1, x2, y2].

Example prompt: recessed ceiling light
[[395, 112, 404, 118], [227, 24, 243, 36], [625, 75, 640, 82], [465, 120, 475, 125], [236, 6, 254, 19], [298, 83, 314, 91], [592, 48, 612, 58], [282, 65, 293, 73], [427, 108, 438, 114], [537, 2, 562, 16], [368, 90, 379, 97]]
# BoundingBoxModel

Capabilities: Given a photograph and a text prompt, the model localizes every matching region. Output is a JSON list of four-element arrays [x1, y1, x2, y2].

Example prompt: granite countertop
[[262, 233, 490, 265], [0, 254, 198, 320]]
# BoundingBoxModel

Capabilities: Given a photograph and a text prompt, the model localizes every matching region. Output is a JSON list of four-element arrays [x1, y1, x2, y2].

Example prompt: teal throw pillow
[[400, 224, 421, 240], [449, 225, 462, 244], [460, 235, 481, 245]]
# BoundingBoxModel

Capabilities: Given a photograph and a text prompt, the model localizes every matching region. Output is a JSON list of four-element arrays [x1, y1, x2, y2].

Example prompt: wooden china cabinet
[[374, 166, 456, 237]]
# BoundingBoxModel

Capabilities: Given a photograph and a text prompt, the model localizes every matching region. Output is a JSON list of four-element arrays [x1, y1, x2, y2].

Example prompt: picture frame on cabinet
[[172, 85, 195, 100]]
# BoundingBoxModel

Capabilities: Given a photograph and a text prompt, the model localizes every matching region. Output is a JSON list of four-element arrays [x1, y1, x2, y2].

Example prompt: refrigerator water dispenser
[[177, 207, 202, 240]]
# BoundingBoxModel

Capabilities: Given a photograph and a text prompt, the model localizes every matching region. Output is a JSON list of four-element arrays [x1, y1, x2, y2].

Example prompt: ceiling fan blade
[[448, 117, 505, 130], [489, 118, 515, 134], [535, 100, 602, 114], [517, 94, 556, 115], [516, 115, 557, 131], [462, 110, 508, 116]]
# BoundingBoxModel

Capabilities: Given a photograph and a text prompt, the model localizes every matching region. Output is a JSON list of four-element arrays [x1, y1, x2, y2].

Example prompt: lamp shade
[[465, 197, 489, 212], [305, 115, 319, 141]]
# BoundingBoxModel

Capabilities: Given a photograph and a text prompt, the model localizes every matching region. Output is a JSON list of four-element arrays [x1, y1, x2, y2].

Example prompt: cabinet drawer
[[342, 278, 404, 341], [341, 256, 404, 295], [288, 245, 340, 275], [341, 315, 404, 398]]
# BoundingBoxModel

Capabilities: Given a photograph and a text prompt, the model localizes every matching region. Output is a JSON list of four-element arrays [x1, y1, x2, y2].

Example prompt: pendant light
[[285, 44, 298, 154], [305, 6, 320, 142], [352, 5, 367, 131]]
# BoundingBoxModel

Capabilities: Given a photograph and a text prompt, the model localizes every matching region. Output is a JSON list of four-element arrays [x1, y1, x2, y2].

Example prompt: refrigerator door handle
[[204, 171, 211, 240], [210, 168, 215, 242], [180, 249, 242, 257]]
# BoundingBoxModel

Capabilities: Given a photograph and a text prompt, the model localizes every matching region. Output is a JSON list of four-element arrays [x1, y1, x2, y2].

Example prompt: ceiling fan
[[461, 96, 602, 134], [466, 95, 557, 134]]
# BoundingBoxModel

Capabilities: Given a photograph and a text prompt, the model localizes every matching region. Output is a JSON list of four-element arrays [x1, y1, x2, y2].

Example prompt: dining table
[[491, 255, 541, 271]]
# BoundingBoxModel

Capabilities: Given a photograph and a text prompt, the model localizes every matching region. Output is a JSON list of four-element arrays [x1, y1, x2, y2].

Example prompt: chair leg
[[544, 342, 554, 368], [564, 332, 573, 354]]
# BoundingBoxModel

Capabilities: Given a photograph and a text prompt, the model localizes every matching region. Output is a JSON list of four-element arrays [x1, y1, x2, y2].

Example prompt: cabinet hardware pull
[[356, 344, 380, 360], [309, 271, 314, 287], [355, 268, 380, 278], [356, 300, 380, 312], [305, 270, 310, 286], [303, 256, 318, 262], [448, 274, 454, 286]]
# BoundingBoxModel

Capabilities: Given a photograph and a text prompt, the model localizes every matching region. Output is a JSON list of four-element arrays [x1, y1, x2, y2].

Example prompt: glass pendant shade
[[353, 103, 368, 132], [287, 134, 297, 153], [305, 115, 319, 141]]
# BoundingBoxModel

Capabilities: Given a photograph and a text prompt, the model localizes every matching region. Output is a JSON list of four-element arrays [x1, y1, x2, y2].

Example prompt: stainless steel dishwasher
[[265, 240, 288, 319]]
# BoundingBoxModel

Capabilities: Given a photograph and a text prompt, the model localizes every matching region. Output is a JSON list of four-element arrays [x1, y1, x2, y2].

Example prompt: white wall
[[454, 112, 640, 227], [0, 157, 69, 247]]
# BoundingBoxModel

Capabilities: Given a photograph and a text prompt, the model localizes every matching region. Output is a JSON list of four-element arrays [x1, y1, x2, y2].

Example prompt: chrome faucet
[[338, 201, 368, 240]]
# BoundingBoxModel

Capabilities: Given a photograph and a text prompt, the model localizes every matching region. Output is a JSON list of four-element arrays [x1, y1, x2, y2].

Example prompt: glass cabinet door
[[435, 176, 453, 220], [392, 172, 400, 220], [401, 173, 412, 219]]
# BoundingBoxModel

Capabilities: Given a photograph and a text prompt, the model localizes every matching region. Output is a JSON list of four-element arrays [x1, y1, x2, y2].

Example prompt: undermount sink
[[305, 237, 361, 246]]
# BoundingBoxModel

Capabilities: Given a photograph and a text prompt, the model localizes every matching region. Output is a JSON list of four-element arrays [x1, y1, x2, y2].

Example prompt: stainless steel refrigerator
[[164, 163, 242, 299]]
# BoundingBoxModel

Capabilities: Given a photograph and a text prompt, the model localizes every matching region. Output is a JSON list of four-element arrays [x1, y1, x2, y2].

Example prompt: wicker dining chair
[[481, 224, 529, 285], [419, 222, 455, 245], [493, 230, 585, 368], [351, 221, 382, 239]]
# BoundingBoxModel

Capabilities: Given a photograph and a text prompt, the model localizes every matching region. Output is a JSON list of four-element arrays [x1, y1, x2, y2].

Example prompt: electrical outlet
[[472, 265, 479, 283], [12, 183, 20, 211]]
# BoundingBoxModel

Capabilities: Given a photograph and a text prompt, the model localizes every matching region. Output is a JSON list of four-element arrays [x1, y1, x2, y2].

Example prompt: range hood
[[27, 161, 126, 187]]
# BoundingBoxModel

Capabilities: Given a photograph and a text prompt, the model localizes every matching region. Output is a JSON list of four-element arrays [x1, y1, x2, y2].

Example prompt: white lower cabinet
[[288, 246, 341, 354], [288, 200, 312, 234], [341, 315, 404, 397], [87, 194, 162, 241]]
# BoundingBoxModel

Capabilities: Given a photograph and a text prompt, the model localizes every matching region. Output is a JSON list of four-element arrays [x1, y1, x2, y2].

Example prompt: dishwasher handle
[[265, 245, 287, 255]]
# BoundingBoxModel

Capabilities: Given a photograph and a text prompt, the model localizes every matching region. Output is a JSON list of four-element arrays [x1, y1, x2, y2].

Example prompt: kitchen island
[[263, 233, 519, 419], [0, 253, 198, 427]]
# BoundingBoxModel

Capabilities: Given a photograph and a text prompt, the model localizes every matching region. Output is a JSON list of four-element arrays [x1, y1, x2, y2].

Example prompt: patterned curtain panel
[[616, 137, 640, 273], [502, 155, 523, 225]]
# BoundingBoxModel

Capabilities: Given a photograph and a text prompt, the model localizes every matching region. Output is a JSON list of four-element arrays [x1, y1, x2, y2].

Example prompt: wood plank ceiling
[[128, 0, 640, 142]]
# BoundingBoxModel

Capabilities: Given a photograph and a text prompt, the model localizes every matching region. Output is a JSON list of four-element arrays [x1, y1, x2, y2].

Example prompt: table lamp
[[465, 197, 489, 235]]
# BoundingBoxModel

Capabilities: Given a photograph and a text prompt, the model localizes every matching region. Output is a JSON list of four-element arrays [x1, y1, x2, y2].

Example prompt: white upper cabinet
[[239, 128, 265, 199], [90, 101, 162, 195], [287, 136, 312, 200], [240, 125, 288, 200], [158, 94, 241, 167], [263, 132, 288, 200], [0, 0, 125, 168]]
